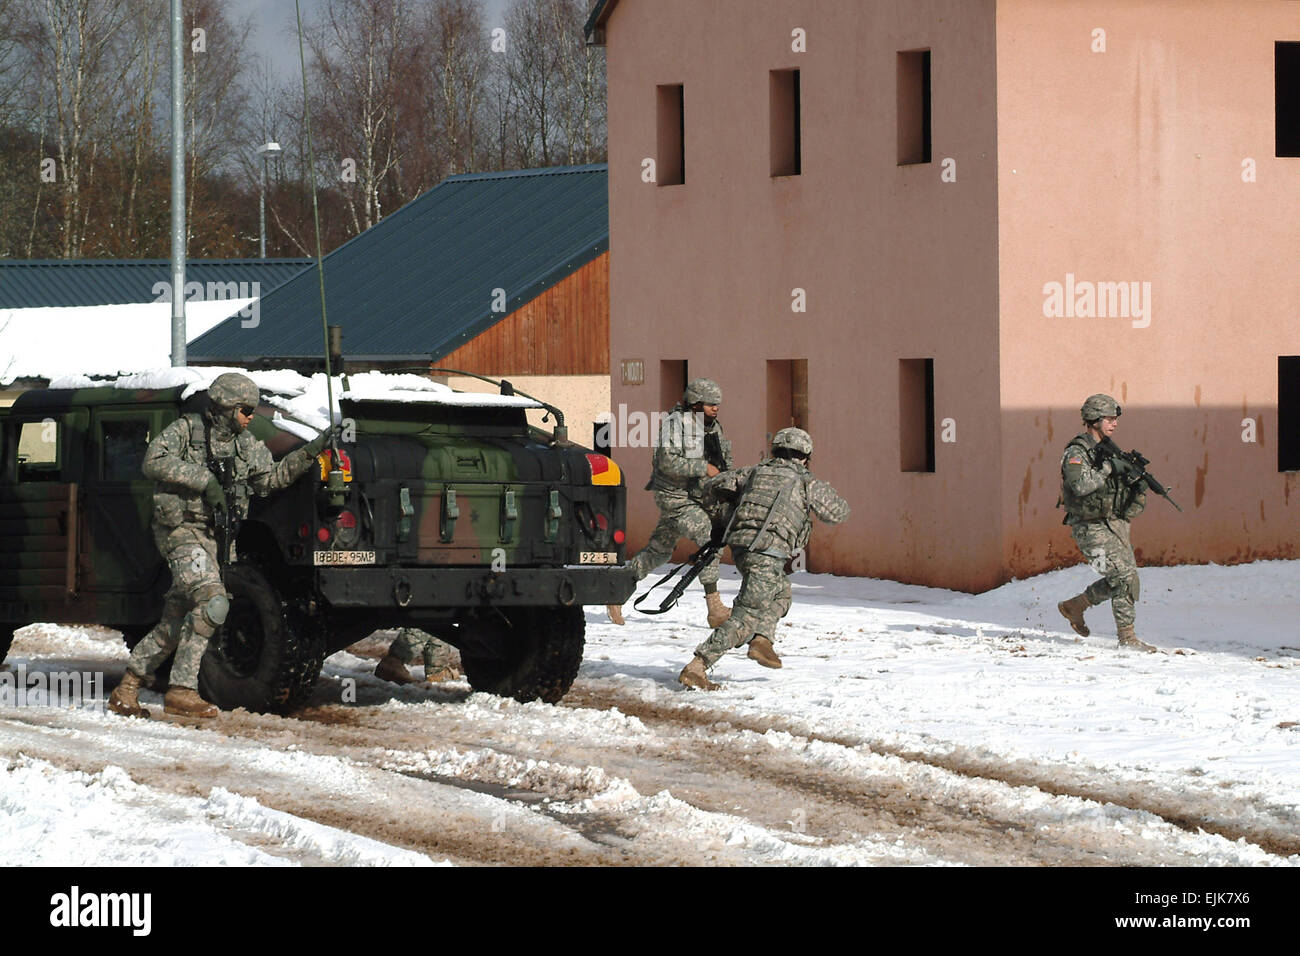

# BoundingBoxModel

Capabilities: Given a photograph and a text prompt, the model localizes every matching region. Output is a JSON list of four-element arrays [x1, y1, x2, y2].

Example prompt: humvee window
[[17, 419, 60, 481], [102, 419, 151, 482]]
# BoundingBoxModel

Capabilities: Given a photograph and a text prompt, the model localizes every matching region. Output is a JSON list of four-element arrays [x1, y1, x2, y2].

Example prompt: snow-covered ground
[[1, 560, 1296, 866]]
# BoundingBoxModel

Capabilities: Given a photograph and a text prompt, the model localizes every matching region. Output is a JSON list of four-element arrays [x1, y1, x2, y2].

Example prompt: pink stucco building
[[589, 0, 1300, 591]]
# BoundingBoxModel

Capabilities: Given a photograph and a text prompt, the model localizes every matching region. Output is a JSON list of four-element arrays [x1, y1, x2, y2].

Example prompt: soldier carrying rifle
[[607, 378, 735, 629], [1057, 393, 1179, 653]]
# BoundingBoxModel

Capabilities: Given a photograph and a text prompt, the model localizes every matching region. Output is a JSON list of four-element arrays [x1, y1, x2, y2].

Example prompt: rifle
[[206, 449, 242, 569], [1097, 437, 1183, 512], [633, 537, 724, 615]]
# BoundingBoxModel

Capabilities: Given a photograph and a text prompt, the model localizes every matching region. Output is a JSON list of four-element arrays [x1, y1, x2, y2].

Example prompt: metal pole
[[169, 0, 186, 366], [259, 157, 267, 258]]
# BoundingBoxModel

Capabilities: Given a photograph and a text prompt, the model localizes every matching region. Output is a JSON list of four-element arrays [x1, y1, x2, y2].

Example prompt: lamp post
[[257, 141, 282, 258]]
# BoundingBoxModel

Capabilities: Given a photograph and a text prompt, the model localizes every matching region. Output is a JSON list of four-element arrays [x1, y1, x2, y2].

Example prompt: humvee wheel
[[198, 564, 312, 714], [461, 606, 585, 704]]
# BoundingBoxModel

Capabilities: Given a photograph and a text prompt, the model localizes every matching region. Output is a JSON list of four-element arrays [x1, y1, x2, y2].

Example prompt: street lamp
[[257, 141, 282, 258]]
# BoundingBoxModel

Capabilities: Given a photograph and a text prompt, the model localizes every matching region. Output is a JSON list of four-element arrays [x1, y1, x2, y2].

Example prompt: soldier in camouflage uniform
[[679, 427, 850, 690], [1057, 393, 1157, 653], [375, 628, 463, 684], [108, 372, 336, 719], [607, 378, 735, 628]]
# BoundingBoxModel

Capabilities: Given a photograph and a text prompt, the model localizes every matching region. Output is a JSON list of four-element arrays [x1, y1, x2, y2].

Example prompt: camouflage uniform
[[389, 628, 462, 675], [125, 383, 323, 692], [627, 401, 733, 588], [1060, 430, 1147, 630], [692, 445, 850, 669]]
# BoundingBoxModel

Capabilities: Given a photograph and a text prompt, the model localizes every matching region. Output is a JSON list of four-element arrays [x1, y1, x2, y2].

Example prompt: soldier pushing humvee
[[108, 372, 336, 719]]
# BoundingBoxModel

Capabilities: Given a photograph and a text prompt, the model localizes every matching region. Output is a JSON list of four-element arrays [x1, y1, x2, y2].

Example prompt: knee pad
[[201, 592, 230, 627]]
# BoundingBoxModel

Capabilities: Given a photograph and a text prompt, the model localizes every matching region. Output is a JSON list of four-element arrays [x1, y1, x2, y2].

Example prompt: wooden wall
[[438, 252, 609, 376]]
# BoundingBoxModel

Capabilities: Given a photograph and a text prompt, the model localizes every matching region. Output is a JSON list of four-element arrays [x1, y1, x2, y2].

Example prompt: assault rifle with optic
[[1096, 437, 1183, 512]]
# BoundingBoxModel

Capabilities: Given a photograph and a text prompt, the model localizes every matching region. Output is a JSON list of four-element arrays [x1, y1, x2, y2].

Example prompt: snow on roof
[[0, 300, 255, 385], [44, 366, 542, 439]]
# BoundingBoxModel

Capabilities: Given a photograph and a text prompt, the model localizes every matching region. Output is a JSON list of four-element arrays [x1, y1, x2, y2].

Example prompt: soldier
[[1056, 393, 1157, 653], [678, 427, 849, 690], [607, 378, 735, 628], [108, 372, 336, 719], [375, 628, 463, 684]]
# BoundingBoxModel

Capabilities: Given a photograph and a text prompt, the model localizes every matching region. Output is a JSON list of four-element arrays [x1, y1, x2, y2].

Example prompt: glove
[[203, 476, 227, 513], [1109, 455, 1138, 479], [302, 424, 341, 458]]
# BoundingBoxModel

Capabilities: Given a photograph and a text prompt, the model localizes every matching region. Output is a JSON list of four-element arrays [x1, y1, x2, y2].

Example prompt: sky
[[228, 0, 514, 81]]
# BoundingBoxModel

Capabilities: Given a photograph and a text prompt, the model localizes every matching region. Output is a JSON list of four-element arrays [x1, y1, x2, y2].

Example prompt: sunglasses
[[238, 405, 257, 416]]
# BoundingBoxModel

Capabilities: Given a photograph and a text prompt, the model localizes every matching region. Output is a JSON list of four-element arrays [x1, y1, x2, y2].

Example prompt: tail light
[[317, 447, 353, 483], [586, 453, 622, 486]]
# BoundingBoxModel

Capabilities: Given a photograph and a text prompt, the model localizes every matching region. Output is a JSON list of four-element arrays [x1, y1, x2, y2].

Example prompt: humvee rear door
[[0, 412, 85, 618]]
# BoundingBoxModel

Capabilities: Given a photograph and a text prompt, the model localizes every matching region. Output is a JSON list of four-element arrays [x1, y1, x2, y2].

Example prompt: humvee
[[0, 371, 635, 712]]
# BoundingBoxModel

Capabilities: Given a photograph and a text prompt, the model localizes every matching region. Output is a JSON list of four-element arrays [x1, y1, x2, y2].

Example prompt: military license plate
[[579, 551, 618, 564], [312, 550, 376, 566]]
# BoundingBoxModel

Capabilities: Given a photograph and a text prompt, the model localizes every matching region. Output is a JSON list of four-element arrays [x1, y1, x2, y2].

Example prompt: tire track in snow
[[564, 683, 1300, 860]]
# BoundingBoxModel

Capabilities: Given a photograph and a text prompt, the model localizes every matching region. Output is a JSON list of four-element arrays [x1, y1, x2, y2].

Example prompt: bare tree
[[30, 0, 133, 257]]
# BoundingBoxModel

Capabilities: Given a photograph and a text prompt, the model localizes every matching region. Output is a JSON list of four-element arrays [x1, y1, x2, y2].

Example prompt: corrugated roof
[[187, 164, 609, 362], [0, 259, 311, 308]]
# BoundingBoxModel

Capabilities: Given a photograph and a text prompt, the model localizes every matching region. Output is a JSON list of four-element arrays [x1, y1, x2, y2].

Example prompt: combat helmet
[[1080, 393, 1122, 423], [208, 372, 260, 410], [683, 378, 722, 406], [772, 426, 813, 457]]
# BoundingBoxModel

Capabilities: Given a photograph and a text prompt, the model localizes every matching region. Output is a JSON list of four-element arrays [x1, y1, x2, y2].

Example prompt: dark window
[[900, 358, 935, 472], [1278, 42, 1300, 157], [657, 84, 685, 185], [102, 419, 151, 481], [898, 49, 932, 165], [770, 69, 801, 177], [661, 359, 687, 412], [17, 420, 60, 482], [766, 359, 809, 445], [1280, 356, 1300, 471]]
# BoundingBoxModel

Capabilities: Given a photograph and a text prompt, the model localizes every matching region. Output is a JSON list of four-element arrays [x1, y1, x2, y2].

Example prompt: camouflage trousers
[[390, 628, 461, 672], [695, 549, 791, 668], [126, 522, 227, 690], [628, 493, 721, 589], [1070, 517, 1140, 629]]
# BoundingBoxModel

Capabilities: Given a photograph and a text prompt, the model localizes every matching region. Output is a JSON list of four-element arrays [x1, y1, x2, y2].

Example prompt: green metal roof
[[188, 164, 609, 363], [0, 259, 311, 308]]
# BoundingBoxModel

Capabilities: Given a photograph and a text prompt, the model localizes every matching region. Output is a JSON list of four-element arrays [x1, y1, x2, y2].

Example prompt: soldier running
[[608, 378, 735, 628], [108, 372, 337, 718], [678, 427, 850, 690], [1056, 393, 1157, 653]]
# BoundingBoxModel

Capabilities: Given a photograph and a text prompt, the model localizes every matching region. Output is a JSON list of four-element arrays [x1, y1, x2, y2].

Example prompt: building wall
[[996, 0, 1300, 578], [439, 252, 609, 376], [447, 374, 610, 441], [605, 0, 1004, 588]]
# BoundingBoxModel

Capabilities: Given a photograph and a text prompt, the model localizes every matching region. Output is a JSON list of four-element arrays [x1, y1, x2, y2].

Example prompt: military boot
[[164, 687, 218, 718], [425, 664, 461, 683], [107, 671, 150, 719], [705, 591, 731, 628], [747, 636, 782, 669], [375, 653, 418, 685], [606, 604, 626, 626], [678, 655, 719, 691], [1117, 626, 1158, 653], [1057, 593, 1091, 637]]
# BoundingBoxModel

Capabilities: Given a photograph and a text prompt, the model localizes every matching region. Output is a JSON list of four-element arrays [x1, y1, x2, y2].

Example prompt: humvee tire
[[198, 564, 316, 714], [461, 606, 585, 704]]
